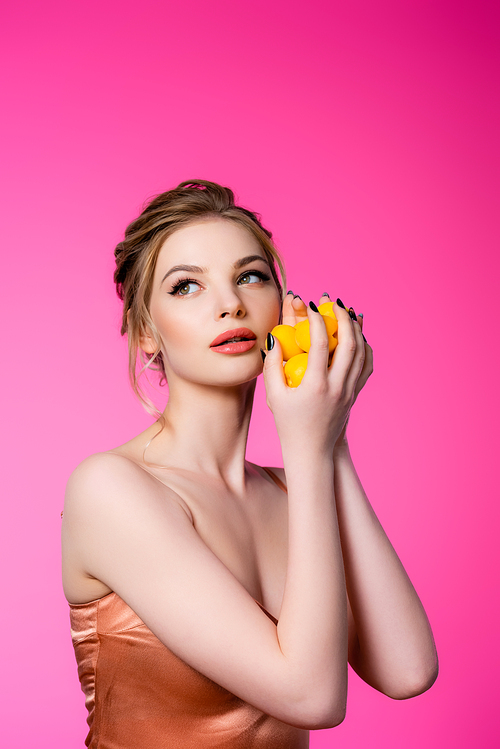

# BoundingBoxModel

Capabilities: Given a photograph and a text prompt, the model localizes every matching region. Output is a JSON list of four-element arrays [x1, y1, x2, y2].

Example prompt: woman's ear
[[139, 329, 158, 355], [127, 309, 159, 355]]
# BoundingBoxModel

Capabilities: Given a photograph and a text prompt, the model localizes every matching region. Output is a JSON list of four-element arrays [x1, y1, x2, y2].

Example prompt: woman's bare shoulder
[[64, 450, 192, 523], [66, 451, 146, 493]]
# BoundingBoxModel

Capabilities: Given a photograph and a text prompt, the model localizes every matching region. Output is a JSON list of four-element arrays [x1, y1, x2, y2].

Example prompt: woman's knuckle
[[330, 384, 344, 402], [346, 338, 357, 355], [318, 381, 329, 397], [306, 380, 325, 399], [318, 337, 330, 351]]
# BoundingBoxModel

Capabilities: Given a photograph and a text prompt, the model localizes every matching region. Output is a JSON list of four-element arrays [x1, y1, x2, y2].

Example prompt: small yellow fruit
[[270, 324, 305, 361], [294, 315, 338, 353], [317, 303, 339, 334], [284, 353, 309, 387]]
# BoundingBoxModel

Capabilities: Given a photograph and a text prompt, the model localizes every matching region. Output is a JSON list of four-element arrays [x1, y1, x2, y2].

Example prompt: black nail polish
[[293, 294, 302, 301], [336, 298, 345, 309], [348, 307, 357, 320], [260, 348, 266, 362], [362, 333, 367, 343], [266, 333, 275, 351], [286, 290, 294, 295], [309, 301, 319, 313]]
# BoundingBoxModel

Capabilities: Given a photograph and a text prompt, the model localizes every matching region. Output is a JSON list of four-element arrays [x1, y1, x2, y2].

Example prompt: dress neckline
[[68, 589, 277, 622]]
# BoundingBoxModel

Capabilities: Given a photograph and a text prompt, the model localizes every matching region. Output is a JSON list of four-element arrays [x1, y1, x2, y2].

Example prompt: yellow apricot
[[284, 353, 309, 388], [317, 302, 339, 335], [270, 324, 305, 361], [294, 315, 338, 353]]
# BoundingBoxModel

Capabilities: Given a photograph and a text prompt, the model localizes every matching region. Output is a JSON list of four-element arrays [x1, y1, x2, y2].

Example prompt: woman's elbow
[[384, 659, 439, 700], [313, 706, 347, 730], [293, 692, 347, 730], [289, 706, 346, 731]]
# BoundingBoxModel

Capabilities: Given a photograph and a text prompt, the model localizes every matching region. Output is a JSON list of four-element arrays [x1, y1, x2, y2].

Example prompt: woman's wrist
[[333, 417, 350, 452], [280, 439, 335, 468], [333, 424, 351, 458]]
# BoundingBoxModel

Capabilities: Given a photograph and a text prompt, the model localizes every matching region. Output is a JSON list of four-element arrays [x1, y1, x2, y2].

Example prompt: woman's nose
[[217, 289, 246, 319]]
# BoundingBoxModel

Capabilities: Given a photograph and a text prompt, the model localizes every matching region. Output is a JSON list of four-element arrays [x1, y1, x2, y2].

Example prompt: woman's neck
[[144, 378, 257, 493]]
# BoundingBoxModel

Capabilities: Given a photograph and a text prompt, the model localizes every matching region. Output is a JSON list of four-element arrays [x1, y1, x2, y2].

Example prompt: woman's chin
[[167, 359, 262, 389]]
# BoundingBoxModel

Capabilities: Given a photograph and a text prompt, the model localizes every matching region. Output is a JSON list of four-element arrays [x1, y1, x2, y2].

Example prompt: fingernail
[[286, 289, 294, 295], [309, 301, 319, 312], [348, 307, 357, 320], [293, 294, 302, 301], [358, 313, 363, 318], [336, 298, 345, 309], [322, 292, 330, 298], [266, 333, 275, 351], [362, 334, 367, 343], [260, 348, 266, 362]]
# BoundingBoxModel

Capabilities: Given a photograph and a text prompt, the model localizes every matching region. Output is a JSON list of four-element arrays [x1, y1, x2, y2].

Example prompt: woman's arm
[[332, 440, 439, 698], [282, 297, 437, 697], [261, 300, 369, 722], [62, 449, 346, 729], [62, 302, 360, 730]]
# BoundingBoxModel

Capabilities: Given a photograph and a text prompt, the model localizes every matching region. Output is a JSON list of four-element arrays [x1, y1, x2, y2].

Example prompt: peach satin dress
[[69, 467, 307, 748]]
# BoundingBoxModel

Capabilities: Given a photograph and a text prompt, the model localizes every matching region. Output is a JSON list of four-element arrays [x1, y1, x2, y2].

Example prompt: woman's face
[[146, 218, 282, 388]]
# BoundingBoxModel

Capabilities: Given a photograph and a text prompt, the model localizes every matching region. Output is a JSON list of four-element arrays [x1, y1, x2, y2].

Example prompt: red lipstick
[[210, 327, 257, 354]]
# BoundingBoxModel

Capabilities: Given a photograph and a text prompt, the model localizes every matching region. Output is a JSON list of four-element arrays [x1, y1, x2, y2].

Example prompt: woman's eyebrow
[[160, 255, 269, 285], [233, 254, 270, 270], [161, 264, 206, 284]]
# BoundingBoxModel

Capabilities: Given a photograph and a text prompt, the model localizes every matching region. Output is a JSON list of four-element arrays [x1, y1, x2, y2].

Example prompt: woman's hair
[[114, 179, 286, 413]]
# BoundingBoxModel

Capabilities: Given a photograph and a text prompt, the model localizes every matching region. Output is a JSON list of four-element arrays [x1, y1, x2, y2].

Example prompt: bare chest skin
[[73, 456, 289, 621]]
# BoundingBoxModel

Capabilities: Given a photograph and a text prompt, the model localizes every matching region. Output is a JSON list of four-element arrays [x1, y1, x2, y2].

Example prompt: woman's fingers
[[353, 334, 373, 401], [282, 292, 308, 327], [318, 292, 330, 306], [343, 316, 366, 397], [261, 333, 286, 407], [292, 295, 308, 319], [281, 292, 367, 402], [282, 291, 295, 327], [327, 301, 357, 392], [302, 302, 331, 384]]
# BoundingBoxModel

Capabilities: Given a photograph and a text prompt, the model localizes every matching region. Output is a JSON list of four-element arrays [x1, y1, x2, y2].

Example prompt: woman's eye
[[239, 273, 263, 285], [175, 281, 199, 296]]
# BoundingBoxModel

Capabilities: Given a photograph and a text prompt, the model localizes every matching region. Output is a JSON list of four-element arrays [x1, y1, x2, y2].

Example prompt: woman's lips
[[211, 339, 257, 354], [210, 327, 257, 354]]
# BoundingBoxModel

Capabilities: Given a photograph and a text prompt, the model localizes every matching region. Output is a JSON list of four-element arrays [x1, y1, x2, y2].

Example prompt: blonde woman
[[62, 180, 438, 748]]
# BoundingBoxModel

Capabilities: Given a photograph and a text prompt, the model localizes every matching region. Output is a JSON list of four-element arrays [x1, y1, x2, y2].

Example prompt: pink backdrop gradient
[[1, 1, 498, 746]]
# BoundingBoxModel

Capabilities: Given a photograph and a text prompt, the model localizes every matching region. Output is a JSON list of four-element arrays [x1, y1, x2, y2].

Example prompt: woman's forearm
[[277, 444, 348, 724], [332, 442, 438, 698]]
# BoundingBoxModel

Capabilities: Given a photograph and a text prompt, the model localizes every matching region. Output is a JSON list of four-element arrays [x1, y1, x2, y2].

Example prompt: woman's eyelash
[[168, 270, 271, 296], [168, 277, 198, 296], [239, 270, 271, 283]]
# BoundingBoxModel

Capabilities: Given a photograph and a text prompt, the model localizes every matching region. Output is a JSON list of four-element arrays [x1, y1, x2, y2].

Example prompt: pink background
[[1, 1, 498, 746]]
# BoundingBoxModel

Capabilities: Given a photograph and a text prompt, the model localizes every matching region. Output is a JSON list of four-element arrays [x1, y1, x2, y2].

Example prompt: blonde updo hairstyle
[[114, 180, 286, 413]]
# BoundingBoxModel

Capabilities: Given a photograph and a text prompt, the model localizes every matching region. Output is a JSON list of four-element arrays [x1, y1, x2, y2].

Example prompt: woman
[[62, 180, 438, 748]]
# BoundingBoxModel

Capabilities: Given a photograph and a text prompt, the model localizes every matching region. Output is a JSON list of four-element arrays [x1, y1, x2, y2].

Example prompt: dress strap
[[261, 466, 288, 494]]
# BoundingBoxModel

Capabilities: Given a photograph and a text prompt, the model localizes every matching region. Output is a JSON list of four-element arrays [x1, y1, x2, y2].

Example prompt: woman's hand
[[282, 291, 310, 328], [334, 310, 373, 447], [283, 292, 373, 405], [263, 299, 366, 455]]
